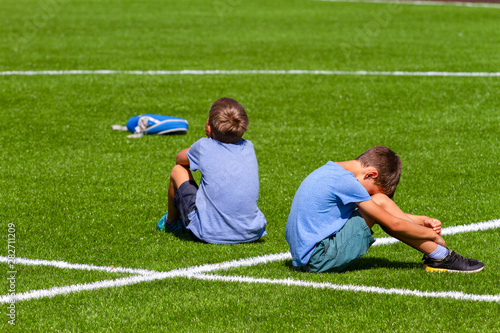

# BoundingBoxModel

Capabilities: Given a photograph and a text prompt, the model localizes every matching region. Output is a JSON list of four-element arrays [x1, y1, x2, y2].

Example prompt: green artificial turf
[[0, 0, 499, 331]]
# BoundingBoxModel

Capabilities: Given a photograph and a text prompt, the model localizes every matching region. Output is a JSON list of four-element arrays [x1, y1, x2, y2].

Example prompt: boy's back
[[186, 137, 267, 244], [157, 97, 267, 244], [286, 161, 371, 266]]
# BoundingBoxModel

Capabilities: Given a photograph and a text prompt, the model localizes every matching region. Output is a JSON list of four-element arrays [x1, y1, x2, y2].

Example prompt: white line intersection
[[2, 220, 499, 303]]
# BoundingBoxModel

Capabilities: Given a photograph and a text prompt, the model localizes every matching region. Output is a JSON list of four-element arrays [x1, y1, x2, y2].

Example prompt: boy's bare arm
[[357, 200, 445, 246], [407, 214, 442, 235], [406, 214, 427, 225], [176, 148, 190, 166]]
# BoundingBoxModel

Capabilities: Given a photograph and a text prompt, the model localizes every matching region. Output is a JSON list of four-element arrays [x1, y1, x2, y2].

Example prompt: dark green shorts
[[305, 211, 375, 273]]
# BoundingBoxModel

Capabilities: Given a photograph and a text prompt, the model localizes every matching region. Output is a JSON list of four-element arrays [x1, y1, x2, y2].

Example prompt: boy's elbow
[[176, 157, 189, 166], [176, 148, 190, 165]]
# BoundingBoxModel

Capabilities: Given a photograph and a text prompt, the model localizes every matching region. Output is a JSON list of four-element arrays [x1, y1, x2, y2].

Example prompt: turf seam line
[[314, 0, 500, 9], [1, 70, 500, 77], [1, 219, 498, 303]]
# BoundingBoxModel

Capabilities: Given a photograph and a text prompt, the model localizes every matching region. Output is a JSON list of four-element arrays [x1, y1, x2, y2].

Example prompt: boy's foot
[[423, 250, 484, 273], [156, 213, 184, 233]]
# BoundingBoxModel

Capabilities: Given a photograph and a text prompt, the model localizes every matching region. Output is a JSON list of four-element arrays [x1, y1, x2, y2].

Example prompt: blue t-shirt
[[186, 137, 267, 244], [285, 162, 371, 266]]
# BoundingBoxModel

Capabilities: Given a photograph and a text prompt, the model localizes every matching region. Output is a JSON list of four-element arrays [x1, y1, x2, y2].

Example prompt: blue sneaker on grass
[[156, 213, 184, 233]]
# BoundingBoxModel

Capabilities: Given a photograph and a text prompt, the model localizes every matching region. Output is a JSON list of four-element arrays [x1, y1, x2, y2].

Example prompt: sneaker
[[156, 213, 185, 233], [423, 250, 485, 273], [156, 214, 167, 231]]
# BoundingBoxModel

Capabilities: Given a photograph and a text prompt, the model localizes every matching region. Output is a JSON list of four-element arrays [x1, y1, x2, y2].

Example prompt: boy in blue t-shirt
[[156, 97, 267, 244], [286, 146, 484, 273]]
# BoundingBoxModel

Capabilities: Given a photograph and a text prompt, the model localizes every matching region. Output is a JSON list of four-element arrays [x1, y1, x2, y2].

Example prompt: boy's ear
[[205, 119, 213, 138], [364, 167, 378, 180]]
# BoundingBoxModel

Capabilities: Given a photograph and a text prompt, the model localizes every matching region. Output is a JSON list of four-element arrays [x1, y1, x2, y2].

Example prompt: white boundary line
[[190, 273, 500, 302], [372, 218, 500, 246], [314, 0, 500, 8], [1, 70, 499, 77], [0, 272, 174, 303], [0, 257, 157, 275], [1, 219, 499, 303]]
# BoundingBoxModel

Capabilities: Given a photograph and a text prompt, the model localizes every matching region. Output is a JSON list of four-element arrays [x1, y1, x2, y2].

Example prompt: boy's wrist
[[433, 234, 446, 247]]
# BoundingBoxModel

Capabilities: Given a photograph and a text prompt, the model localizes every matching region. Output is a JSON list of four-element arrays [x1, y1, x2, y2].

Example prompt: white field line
[[0, 257, 157, 275], [189, 273, 500, 302], [314, 0, 500, 9], [1, 219, 499, 303], [178, 252, 292, 274], [441, 219, 500, 235], [1, 70, 500, 77], [373, 218, 500, 246], [0, 272, 170, 303]]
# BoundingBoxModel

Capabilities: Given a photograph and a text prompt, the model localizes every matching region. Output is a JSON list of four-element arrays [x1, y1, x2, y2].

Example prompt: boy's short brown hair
[[356, 146, 402, 198], [208, 97, 249, 143]]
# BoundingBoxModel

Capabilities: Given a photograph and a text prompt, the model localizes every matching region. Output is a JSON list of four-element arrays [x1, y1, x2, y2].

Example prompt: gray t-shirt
[[186, 137, 267, 244]]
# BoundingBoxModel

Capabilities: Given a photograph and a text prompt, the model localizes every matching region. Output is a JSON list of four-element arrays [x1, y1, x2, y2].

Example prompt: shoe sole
[[423, 264, 485, 273]]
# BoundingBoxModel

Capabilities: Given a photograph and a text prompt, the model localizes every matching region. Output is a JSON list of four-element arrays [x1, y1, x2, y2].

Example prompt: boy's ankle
[[428, 244, 449, 260]]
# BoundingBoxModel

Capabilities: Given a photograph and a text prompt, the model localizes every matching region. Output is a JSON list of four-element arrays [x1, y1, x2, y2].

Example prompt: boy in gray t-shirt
[[156, 97, 267, 244]]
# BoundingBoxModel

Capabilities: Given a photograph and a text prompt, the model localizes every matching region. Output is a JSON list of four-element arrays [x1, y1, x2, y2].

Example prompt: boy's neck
[[335, 160, 363, 177], [336, 160, 381, 195]]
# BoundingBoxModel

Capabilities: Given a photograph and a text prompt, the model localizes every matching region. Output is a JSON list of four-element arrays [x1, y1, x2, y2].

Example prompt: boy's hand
[[434, 233, 446, 247], [423, 218, 441, 235]]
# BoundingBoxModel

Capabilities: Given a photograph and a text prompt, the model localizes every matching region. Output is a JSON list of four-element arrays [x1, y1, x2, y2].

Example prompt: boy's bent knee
[[171, 164, 189, 174], [170, 164, 192, 185]]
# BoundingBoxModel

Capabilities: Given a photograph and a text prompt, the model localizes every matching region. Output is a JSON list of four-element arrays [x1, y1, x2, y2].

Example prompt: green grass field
[[1, 0, 499, 331]]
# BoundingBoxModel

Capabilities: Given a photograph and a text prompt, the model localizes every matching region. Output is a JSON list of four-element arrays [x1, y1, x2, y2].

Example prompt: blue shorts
[[304, 211, 375, 273], [173, 180, 206, 242], [173, 180, 198, 226]]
